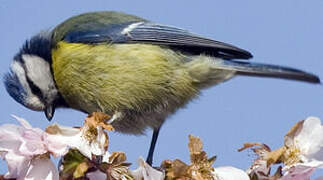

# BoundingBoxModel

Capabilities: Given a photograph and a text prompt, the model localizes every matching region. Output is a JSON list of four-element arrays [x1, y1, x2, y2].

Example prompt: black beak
[[44, 105, 55, 121]]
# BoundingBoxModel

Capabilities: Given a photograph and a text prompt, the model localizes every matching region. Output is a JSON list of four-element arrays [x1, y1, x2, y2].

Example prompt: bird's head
[[4, 32, 61, 121]]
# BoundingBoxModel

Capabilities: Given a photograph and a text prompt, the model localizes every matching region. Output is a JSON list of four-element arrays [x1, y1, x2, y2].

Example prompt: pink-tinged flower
[[24, 156, 59, 180], [0, 115, 110, 179], [0, 115, 60, 179], [279, 165, 315, 180], [281, 117, 323, 178], [212, 166, 250, 180], [0, 151, 30, 179], [130, 157, 165, 180], [2, 152, 58, 180]]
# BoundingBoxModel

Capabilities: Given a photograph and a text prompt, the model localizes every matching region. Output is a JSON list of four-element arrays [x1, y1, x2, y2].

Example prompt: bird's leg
[[146, 127, 161, 166]]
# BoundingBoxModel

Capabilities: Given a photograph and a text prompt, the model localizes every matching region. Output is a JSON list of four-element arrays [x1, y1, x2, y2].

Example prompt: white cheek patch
[[10, 60, 45, 110], [22, 54, 56, 92], [22, 54, 58, 103]]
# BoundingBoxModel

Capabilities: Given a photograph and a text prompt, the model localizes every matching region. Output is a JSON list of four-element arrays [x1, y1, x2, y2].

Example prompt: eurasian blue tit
[[4, 11, 320, 165]]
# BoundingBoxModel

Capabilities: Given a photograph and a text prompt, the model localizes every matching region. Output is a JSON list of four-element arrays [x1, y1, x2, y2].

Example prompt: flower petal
[[296, 117, 323, 161], [19, 129, 47, 156], [85, 126, 107, 157], [213, 166, 250, 180], [0, 115, 48, 156], [11, 115, 32, 129], [102, 151, 111, 163], [24, 157, 59, 180], [2, 151, 30, 179], [45, 124, 107, 159], [130, 157, 165, 180], [0, 124, 26, 152], [280, 165, 315, 180]]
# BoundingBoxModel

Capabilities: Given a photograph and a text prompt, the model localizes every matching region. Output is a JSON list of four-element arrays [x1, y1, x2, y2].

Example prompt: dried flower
[[162, 135, 249, 180]]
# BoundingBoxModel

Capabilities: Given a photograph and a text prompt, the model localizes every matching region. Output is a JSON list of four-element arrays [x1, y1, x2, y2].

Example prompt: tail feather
[[220, 60, 320, 84]]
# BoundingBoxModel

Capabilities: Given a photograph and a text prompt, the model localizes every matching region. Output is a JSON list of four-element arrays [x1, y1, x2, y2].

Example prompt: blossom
[[0, 114, 110, 179], [45, 113, 110, 160], [45, 123, 108, 159], [24, 156, 59, 180], [130, 157, 165, 180], [241, 117, 323, 179], [213, 166, 250, 180], [85, 156, 165, 180], [281, 116, 323, 178], [0, 115, 61, 179], [279, 165, 315, 180]]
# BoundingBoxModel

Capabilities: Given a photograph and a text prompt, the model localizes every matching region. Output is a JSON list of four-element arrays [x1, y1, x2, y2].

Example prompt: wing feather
[[64, 22, 252, 59]]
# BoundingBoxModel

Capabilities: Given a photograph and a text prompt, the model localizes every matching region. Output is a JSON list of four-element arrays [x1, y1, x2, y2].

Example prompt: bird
[[4, 11, 320, 165]]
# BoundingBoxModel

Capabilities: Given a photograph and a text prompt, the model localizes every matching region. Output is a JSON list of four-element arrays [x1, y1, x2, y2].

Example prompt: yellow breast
[[51, 41, 198, 113]]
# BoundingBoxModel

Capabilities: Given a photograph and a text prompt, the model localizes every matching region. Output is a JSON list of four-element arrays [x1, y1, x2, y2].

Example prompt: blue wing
[[63, 21, 252, 60]]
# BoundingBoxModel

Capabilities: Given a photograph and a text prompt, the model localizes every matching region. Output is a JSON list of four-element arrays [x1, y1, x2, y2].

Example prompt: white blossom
[[282, 117, 323, 178], [45, 122, 108, 159], [213, 166, 250, 180]]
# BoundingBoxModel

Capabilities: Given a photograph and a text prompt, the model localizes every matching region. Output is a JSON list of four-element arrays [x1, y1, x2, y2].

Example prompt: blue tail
[[221, 60, 320, 84]]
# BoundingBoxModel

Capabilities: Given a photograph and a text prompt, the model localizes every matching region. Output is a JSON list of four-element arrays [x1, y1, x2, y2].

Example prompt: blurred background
[[1, 0, 323, 177]]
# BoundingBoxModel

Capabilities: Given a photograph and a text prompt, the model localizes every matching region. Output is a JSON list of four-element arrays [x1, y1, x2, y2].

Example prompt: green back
[[52, 11, 146, 45]]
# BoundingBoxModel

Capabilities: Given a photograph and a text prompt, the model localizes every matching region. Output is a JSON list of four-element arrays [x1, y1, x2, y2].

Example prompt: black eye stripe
[[26, 76, 44, 99], [25, 74, 44, 100]]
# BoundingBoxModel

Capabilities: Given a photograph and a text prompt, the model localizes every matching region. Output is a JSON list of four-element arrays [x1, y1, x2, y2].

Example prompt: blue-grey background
[[1, 0, 323, 177]]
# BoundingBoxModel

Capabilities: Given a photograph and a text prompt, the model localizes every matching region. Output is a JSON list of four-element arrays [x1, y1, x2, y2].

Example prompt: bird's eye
[[25, 75, 44, 101]]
